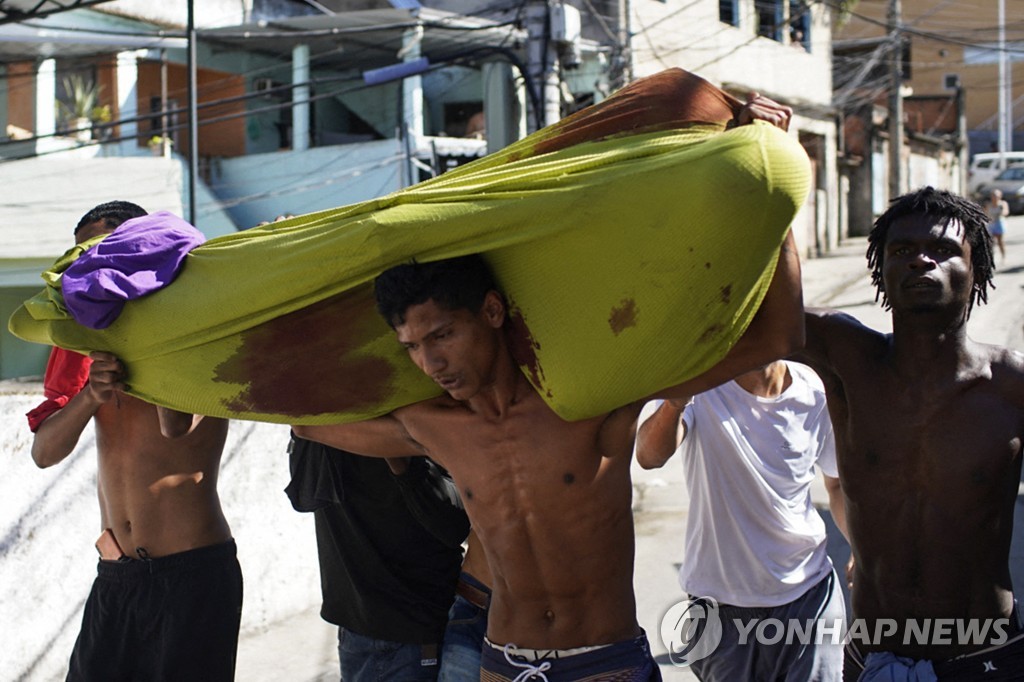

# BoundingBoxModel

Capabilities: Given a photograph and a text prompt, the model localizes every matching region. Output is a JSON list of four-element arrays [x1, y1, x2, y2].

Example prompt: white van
[[968, 152, 1024, 197]]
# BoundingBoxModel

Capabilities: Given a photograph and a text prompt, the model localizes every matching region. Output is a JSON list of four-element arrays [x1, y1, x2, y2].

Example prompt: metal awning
[[0, 21, 186, 61], [0, 5, 522, 69], [200, 8, 525, 73], [0, 0, 115, 26], [0, 2, 185, 62]]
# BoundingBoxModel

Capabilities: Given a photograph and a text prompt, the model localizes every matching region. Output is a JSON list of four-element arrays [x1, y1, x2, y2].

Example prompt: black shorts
[[67, 539, 243, 682]]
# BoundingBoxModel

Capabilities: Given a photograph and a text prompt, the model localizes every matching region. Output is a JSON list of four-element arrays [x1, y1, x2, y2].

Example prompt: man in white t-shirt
[[637, 359, 848, 681]]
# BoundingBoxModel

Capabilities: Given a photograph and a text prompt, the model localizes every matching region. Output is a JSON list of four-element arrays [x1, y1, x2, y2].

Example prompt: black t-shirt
[[285, 438, 467, 644]]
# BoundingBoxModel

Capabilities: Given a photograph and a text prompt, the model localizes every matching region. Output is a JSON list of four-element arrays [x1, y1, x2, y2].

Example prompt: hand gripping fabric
[[9, 69, 811, 425]]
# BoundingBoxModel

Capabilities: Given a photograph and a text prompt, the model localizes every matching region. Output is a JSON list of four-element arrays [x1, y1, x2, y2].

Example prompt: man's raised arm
[[292, 415, 424, 460], [157, 407, 219, 439], [797, 307, 876, 386], [30, 351, 120, 468], [655, 229, 804, 402], [635, 400, 690, 470]]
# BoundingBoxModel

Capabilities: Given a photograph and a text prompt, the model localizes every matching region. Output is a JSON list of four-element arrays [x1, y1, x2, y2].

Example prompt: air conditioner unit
[[550, 3, 581, 45]]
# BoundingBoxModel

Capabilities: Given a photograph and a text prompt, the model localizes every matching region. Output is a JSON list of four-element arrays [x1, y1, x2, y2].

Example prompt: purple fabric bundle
[[61, 211, 206, 329]]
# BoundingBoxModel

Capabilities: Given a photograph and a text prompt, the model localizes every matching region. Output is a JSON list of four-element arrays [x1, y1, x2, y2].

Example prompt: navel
[[563, 472, 575, 485], [544, 609, 555, 622], [464, 488, 473, 500]]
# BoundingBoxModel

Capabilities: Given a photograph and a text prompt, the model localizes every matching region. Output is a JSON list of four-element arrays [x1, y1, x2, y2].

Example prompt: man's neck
[[465, 348, 532, 419], [890, 309, 972, 374]]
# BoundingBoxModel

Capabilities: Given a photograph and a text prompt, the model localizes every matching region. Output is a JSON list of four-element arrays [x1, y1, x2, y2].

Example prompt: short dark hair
[[373, 255, 498, 328], [866, 186, 994, 316], [74, 200, 147, 235]]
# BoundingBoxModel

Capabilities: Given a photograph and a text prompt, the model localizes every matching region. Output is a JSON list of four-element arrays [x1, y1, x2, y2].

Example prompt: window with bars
[[756, 0, 785, 41], [789, 0, 811, 51]]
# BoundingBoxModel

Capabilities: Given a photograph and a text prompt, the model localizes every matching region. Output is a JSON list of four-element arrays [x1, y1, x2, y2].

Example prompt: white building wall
[[96, 0, 249, 28], [797, 114, 841, 255], [629, 0, 839, 253], [909, 153, 942, 192], [630, 0, 832, 105]]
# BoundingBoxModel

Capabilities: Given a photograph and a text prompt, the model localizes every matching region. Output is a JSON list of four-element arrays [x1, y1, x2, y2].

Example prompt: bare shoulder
[[394, 393, 465, 422], [597, 400, 646, 459], [802, 307, 888, 369], [391, 394, 473, 460], [806, 307, 881, 341], [985, 344, 1024, 404], [601, 400, 645, 429]]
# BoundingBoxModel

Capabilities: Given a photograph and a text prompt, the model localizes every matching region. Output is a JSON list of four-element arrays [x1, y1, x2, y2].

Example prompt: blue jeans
[[337, 627, 439, 681], [438, 576, 490, 681]]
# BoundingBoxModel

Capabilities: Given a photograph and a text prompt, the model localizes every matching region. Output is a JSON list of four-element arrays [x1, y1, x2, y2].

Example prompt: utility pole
[[998, 0, 1010, 155], [526, 0, 561, 132], [887, 0, 903, 200], [186, 0, 198, 226], [613, 0, 632, 91], [159, 48, 169, 157], [956, 80, 968, 192]]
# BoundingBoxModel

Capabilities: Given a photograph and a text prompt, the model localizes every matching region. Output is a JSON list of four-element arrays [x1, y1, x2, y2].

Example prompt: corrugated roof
[[0, 0, 116, 26]]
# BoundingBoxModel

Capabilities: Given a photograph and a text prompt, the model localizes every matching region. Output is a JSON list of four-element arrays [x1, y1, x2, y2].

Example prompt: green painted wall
[[1, 288, 50, 380]]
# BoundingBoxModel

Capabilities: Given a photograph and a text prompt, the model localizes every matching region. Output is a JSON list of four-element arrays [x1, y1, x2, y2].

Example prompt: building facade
[[628, 0, 843, 257]]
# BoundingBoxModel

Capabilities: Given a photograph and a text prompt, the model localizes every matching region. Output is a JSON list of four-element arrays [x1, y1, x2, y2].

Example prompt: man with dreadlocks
[[799, 186, 1024, 681]]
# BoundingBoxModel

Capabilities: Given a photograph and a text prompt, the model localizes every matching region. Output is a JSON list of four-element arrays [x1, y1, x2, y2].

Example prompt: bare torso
[[93, 395, 231, 558], [395, 378, 641, 649], [807, 315, 1024, 658], [294, 235, 805, 650]]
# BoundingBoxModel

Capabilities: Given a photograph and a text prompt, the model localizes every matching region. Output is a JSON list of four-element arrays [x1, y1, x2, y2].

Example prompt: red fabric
[[26, 348, 91, 432]]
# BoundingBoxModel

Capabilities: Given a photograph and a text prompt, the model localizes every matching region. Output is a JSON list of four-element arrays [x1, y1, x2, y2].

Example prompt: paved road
[[239, 216, 1024, 681]]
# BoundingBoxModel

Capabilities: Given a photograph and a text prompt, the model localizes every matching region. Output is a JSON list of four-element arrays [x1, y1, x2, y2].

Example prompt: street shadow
[[13, 594, 86, 682], [995, 264, 1024, 276]]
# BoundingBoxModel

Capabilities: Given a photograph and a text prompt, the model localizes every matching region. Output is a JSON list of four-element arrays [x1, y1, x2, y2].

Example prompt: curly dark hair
[[866, 186, 994, 317], [373, 255, 498, 328], [74, 200, 147, 235]]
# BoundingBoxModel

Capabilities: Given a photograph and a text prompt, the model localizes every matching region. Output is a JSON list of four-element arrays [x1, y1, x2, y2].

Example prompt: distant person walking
[[985, 189, 1009, 262]]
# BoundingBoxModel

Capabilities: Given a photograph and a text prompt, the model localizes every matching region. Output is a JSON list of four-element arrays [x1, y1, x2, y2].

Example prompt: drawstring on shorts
[[503, 643, 551, 682]]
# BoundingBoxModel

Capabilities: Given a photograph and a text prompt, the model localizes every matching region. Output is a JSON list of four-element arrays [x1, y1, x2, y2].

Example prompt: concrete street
[[240, 215, 1024, 681]]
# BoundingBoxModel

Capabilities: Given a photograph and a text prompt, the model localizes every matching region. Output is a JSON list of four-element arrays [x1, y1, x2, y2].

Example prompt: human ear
[[482, 291, 505, 327]]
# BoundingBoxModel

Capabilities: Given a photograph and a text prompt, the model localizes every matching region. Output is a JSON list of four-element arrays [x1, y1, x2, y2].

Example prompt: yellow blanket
[[9, 69, 810, 424]]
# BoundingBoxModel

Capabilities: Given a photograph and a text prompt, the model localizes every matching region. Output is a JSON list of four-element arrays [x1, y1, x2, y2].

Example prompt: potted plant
[[148, 134, 173, 157], [56, 74, 103, 142], [90, 104, 112, 139]]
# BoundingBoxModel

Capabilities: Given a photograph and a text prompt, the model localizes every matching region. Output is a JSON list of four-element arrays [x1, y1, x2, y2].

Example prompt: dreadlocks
[[866, 186, 994, 317]]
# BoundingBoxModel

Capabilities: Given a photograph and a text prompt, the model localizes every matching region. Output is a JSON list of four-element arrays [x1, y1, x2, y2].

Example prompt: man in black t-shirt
[[286, 434, 469, 681]]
